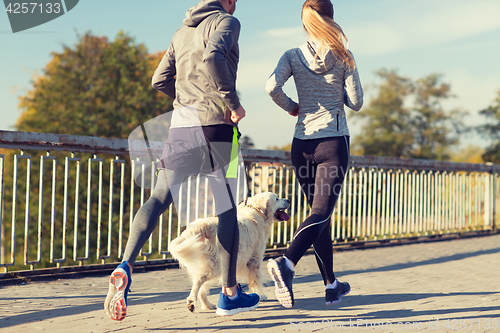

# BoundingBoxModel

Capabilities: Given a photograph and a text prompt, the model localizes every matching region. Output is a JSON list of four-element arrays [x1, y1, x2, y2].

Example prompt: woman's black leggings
[[285, 136, 350, 285]]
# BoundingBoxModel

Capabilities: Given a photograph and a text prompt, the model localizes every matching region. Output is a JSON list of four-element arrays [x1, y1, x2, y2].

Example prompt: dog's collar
[[243, 197, 266, 216]]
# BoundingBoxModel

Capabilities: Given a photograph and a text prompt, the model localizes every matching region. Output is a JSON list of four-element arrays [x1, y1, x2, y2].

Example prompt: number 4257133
[[5, 2, 62, 14]]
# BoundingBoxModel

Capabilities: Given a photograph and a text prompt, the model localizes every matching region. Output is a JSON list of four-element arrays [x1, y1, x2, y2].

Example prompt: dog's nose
[[285, 199, 290, 205]]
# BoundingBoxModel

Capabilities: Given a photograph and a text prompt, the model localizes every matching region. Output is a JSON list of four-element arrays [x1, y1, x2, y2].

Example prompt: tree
[[2, 31, 174, 270], [267, 142, 292, 151], [411, 74, 468, 160], [351, 69, 414, 158], [17, 31, 172, 138], [450, 145, 485, 164], [477, 90, 500, 163], [352, 69, 467, 160], [240, 135, 255, 149]]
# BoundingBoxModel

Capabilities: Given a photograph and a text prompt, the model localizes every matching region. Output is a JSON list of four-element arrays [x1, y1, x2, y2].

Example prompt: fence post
[[0, 155, 4, 268], [487, 162, 497, 233], [493, 163, 497, 234]]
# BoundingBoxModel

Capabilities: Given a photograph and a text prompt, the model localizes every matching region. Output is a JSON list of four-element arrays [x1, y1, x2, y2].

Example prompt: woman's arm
[[265, 50, 299, 113], [344, 51, 363, 111]]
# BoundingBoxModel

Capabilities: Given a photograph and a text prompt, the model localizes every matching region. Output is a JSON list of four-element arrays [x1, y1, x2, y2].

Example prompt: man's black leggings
[[123, 125, 240, 288], [285, 136, 350, 285]]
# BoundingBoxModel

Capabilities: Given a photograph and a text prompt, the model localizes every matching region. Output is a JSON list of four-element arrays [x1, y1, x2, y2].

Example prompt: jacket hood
[[298, 41, 339, 74], [183, 0, 226, 27]]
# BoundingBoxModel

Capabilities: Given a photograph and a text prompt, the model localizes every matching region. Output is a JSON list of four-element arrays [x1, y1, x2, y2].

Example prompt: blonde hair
[[302, 0, 355, 68]]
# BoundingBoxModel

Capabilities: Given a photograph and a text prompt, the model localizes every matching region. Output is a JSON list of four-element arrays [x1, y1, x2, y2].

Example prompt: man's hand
[[231, 105, 246, 123], [289, 105, 299, 117]]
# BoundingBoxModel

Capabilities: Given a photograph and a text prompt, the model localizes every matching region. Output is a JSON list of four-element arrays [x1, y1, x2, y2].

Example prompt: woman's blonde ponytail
[[302, 0, 355, 68]]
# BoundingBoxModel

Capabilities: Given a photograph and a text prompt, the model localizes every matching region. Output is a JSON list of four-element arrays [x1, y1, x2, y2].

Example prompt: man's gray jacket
[[152, 0, 241, 128]]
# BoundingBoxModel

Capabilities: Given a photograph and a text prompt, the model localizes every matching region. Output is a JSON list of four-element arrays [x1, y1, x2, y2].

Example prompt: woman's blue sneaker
[[104, 261, 132, 321], [215, 284, 260, 316]]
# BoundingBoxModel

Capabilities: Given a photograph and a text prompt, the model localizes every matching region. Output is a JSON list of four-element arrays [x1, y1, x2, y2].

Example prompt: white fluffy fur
[[169, 192, 290, 312]]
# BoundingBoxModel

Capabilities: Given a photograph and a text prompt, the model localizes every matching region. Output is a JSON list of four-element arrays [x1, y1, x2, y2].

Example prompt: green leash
[[226, 127, 240, 179]]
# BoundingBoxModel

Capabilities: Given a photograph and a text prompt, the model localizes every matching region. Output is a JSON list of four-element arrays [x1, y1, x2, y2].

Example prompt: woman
[[265, 0, 363, 308]]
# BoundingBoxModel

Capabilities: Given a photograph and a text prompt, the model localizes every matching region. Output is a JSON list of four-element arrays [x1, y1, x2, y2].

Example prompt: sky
[[1, 0, 499, 150]]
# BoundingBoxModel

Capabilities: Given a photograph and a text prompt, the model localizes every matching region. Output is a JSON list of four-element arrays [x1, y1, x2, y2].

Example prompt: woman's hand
[[289, 105, 299, 117]]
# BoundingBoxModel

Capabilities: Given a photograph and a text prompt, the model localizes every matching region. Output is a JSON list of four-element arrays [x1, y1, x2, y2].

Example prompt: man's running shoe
[[325, 281, 350, 305], [216, 284, 260, 316], [104, 261, 131, 321], [267, 256, 295, 308]]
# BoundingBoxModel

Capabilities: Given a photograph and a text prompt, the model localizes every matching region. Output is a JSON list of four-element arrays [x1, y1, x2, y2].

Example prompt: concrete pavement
[[1, 234, 499, 333]]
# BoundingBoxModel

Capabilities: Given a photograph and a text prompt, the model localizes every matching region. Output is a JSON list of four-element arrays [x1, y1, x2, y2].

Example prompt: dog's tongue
[[277, 211, 290, 221]]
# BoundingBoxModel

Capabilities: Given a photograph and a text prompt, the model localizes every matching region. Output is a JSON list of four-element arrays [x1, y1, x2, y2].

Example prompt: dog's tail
[[169, 220, 219, 281], [170, 232, 200, 259], [170, 228, 214, 270]]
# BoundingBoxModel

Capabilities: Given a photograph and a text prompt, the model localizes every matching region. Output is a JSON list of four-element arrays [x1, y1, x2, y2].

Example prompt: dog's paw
[[259, 294, 268, 301], [187, 300, 195, 313]]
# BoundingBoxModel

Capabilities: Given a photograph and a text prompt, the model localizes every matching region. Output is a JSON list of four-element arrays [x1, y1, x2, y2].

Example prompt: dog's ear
[[258, 194, 274, 219], [264, 199, 271, 219], [246, 194, 269, 217]]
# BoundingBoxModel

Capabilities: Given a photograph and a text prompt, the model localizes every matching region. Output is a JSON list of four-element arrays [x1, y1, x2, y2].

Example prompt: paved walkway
[[1, 234, 499, 333]]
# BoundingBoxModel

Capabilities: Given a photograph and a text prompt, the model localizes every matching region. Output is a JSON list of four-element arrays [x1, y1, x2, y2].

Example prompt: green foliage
[[477, 90, 500, 163], [240, 135, 255, 149], [449, 145, 485, 164], [411, 74, 467, 159], [267, 142, 292, 151], [1, 31, 174, 271], [352, 69, 468, 160], [17, 31, 172, 138], [351, 69, 414, 158]]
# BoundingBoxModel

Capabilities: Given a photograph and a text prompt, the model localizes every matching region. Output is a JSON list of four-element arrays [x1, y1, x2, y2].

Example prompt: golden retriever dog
[[169, 192, 290, 312]]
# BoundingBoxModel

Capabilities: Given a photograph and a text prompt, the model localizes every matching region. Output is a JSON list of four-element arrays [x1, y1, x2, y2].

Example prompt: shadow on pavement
[[0, 291, 186, 329], [2, 245, 498, 330]]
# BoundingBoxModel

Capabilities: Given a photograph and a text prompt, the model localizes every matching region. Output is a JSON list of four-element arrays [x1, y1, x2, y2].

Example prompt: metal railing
[[0, 130, 498, 274]]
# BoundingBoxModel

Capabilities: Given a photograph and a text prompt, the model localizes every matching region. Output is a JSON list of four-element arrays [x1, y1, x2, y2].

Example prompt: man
[[104, 0, 259, 320]]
